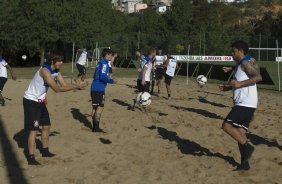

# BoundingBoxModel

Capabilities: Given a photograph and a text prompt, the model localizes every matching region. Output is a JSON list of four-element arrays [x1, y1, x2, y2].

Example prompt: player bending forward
[[23, 52, 88, 165], [130, 48, 156, 111]]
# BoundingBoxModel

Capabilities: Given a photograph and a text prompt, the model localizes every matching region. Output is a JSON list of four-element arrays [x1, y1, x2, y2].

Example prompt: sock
[[168, 94, 171, 98]]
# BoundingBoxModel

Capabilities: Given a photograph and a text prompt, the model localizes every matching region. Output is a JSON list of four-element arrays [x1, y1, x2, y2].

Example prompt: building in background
[[135, 3, 148, 13], [208, 0, 248, 3], [112, 0, 173, 13]]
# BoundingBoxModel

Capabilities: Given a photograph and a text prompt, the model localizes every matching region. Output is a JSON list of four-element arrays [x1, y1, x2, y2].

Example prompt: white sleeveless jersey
[[24, 68, 58, 102], [233, 64, 258, 108], [166, 57, 177, 77], [138, 57, 152, 82], [138, 55, 147, 72], [0, 59, 8, 78], [77, 51, 87, 66], [155, 54, 166, 66]]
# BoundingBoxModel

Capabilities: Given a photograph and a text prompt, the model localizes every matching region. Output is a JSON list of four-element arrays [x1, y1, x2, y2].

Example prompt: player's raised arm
[[56, 72, 88, 89], [40, 69, 87, 92], [6, 64, 16, 80]]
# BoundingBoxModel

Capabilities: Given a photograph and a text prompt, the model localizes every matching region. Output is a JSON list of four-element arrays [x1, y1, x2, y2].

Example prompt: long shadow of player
[[197, 90, 225, 96], [147, 125, 238, 167], [125, 84, 138, 89], [112, 99, 132, 108], [13, 129, 60, 158], [70, 108, 92, 130], [198, 96, 228, 108], [112, 99, 146, 112], [247, 133, 282, 151], [1, 117, 29, 184], [170, 105, 224, 120]]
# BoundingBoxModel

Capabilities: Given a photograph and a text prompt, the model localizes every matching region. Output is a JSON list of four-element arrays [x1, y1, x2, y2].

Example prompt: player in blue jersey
[[91, 48, 117, 132]]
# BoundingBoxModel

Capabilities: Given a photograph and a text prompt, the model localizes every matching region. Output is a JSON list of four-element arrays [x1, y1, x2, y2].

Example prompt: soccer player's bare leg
[[41, 125, 55, 157], [92, 106, 104, 132]]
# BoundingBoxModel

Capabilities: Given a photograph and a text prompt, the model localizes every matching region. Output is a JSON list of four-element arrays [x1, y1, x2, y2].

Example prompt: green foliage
[[0, 0, 282, 65]]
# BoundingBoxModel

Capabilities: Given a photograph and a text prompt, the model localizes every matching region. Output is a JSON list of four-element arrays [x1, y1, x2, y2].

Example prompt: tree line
[[0, 0, 282, 66]]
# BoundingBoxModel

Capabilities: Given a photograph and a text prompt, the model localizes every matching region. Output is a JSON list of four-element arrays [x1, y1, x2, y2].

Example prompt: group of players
[[0, 40, 262, 171], [130, 47, 178, 111]]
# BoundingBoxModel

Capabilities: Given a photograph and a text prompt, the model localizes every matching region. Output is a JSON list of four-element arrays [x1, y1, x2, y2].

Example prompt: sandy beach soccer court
[[0, 76, 281, 184]]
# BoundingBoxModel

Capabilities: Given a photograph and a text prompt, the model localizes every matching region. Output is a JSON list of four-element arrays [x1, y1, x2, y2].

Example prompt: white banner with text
[[172, 55, 234, 62]]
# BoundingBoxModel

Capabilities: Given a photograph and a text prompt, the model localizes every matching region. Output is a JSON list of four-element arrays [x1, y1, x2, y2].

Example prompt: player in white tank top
[[151, 47, 167, 95], [23, 53, 88, 165], [219, 40, 262, 171], [163, 53, 178, 99], [0, 57, 16, 106]]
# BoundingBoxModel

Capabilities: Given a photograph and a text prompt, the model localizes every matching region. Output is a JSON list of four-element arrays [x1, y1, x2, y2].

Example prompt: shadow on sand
[[112, 99, 131, 107], [70, 108, 92, 130], [248, 133, 282, 151], [0, 116, 29, 184], [170, 105, 224, 120], [198, 96, 228, 108], [147, 125, 238, 167]]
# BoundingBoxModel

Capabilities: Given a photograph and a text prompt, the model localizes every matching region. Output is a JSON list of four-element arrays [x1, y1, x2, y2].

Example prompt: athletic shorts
[[109, 67, 113, 74], [0, 77, 7, 91], [154, 68, 165, 80], [164, 74, 173, 85], [76, 63, 86, 75], [224, 105, 256, 131], [91, 91, 105, 108], [23, 98, 51, 131], [137, 79, 150, 92]]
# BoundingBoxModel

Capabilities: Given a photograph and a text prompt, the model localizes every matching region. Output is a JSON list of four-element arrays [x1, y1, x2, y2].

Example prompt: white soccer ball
[[22, 55, 27, 60], [197, 75, 207, 86], [136, 92, 151, 107]]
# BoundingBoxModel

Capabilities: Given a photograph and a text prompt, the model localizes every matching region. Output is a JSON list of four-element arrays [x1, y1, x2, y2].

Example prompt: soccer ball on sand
[[197, 75, 207, 86], [136, 92, 151, 107]]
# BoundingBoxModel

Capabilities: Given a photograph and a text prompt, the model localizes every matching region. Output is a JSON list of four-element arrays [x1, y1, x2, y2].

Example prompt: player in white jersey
[[76, 48, 89, 81], [219, 41, 262, 171], [0, 56, 16, 106], [129, 48, 156, 111], [162, 52, 178, 99], [135, 49, 147, 73], [151, 47, 167, 95], [23, 52, 88, 165]]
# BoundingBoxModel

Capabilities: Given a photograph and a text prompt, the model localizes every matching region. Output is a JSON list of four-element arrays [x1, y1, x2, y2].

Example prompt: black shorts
[[224, 105, 256, 131], [76, 63, 86, 75], [154, 68, 165, 80], [164, 74, 173, 85], [0, 77, 7, 91], [91, 91, 105, 108], [109, 67, 113, 74], [137, 79, 150, 92], [23, 98, 51, 131]]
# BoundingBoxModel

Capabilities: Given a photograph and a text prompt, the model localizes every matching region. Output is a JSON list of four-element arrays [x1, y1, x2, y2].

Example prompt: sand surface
[[0, 77, 281, 184]]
